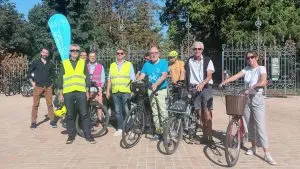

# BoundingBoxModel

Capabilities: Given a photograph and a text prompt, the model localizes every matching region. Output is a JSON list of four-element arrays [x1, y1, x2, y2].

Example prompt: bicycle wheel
[[163, 116, 183, 155], [122, 105, 145, 148], [224, 117, 242, 167], [4, 85, 10, 96], [75, 103, 110, 138], [21, 83, 30, 97], [91, 104, 110, 137]]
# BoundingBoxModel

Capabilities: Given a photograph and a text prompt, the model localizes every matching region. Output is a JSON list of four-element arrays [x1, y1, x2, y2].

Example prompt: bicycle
[[221, 86, 248, 167], [53, 81, 110, 137], [121, 80, 163, 148], [4, 76, 20, 96], [20, 79, 33, 97], [162, 81, 202, 155]]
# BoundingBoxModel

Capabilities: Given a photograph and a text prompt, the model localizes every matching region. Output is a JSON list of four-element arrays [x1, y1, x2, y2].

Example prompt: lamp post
[[255, 17, 267, 95], [119, 18, 125, 46], [255, 17, 262, 54], [185, 13, 192, 58]]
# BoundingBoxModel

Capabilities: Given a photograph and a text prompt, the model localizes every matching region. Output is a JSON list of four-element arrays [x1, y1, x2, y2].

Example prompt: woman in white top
[[219, 50, 277, 165]]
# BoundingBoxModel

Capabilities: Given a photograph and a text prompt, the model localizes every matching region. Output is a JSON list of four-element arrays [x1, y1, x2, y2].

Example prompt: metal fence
[[0, 53, 29, 94], [222, 38, 297, 97]]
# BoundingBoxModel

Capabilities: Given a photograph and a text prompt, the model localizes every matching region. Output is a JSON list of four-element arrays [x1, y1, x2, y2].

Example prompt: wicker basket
[[225, 95, 248, 115]]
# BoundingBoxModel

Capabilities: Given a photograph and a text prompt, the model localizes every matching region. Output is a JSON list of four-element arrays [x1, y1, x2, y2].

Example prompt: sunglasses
[[117, 52, 124, 55], [246, 56, 255, 60], [70, 50, 80, 52], [194, 48, 203, 51]]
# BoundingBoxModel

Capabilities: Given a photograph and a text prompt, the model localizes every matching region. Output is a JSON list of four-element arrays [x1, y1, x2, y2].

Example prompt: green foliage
[[0, 0, 32, 54], [161, 0, 300, 48], [28, 3, 55, 60]]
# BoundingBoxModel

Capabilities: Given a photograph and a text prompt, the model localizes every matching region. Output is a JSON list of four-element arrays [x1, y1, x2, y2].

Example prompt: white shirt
[[189, 57, 215, 85], [242, 66, 267, 92]]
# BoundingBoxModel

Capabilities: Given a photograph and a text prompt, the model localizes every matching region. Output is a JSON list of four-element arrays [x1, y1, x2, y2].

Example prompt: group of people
[[27, 41, 276, 165]]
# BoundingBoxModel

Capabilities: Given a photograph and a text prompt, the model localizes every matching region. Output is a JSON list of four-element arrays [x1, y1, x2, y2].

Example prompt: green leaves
[[162, 0, 300, 48], [0, 0, 32, 54]]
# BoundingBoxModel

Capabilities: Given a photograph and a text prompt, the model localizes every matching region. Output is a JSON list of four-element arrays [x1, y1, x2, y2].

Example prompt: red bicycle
[[224, 94, 248, 167]]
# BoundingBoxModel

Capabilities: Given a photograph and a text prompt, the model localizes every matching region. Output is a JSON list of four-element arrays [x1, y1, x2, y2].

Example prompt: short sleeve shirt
[[141, 59, 169, 90], [189, 57, 215, 85], [242, 66, 267, 91]]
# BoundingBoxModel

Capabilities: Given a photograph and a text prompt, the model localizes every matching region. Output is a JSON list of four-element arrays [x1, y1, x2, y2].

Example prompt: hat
[[168, 50, 178, 58]]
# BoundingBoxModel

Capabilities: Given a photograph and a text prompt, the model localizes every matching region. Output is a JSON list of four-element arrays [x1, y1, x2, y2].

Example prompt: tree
[[44, 0, 113, 51], [161, 0, 300, 48], [28, 3, 55, 60], [0, 0, 32, 55]]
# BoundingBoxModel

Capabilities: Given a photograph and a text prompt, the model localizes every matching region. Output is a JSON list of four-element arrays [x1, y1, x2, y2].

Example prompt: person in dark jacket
[[28, 48, 56, 128], [57, 44, 95, 144]]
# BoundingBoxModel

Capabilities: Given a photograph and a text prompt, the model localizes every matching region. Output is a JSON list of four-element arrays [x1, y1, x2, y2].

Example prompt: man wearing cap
[[168, 50, 185, 83]]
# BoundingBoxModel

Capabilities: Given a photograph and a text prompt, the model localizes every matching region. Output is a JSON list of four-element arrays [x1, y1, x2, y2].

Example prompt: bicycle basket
[[225, 95, 247, 115], [168, 99, 188, 112], [130, 81, 148, 96]]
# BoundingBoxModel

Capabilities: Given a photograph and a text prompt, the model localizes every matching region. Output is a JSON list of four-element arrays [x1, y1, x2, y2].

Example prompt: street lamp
[[255, 17, 267, 95], [119, 18, 125, 46], [255, 17, 262, 53], [185, 13, 192, 58]]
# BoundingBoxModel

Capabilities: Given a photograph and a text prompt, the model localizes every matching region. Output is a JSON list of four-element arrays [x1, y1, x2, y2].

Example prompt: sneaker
[[66, 136, 74, 144], [86, 137, 96, 144], [151, 134, 162, 141], [114, 129, 122, 136], [30, 122, 37, 129], [264, 152, 277, 165], [49, 121, 57, 128], [246, 146, 257, 155]]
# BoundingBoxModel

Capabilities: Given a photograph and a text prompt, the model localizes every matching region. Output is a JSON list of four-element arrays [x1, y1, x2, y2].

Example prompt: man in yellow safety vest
[[106, 48, 136, 136], [58, 44, 95, 144]]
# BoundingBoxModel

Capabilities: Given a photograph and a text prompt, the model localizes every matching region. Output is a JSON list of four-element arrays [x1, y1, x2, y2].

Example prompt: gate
[[222, 38, 297, 97]]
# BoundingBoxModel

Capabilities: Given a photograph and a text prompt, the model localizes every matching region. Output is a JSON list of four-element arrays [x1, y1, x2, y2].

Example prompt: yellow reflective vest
[[110, 61, 131, 93], [62, 58, 86, 94]]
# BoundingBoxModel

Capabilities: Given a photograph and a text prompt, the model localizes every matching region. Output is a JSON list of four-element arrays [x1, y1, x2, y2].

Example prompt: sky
[[12, 0, 41, 20]]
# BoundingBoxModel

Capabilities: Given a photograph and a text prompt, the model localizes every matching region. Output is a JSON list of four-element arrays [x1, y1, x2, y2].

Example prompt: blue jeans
[[112, 92, 131, 130]]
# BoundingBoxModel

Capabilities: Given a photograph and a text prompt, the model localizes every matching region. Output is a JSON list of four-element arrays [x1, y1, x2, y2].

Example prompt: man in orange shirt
[[168, 50, 185, 83]]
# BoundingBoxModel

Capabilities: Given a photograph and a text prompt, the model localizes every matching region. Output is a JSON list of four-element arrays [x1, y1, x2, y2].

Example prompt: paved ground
[[0, 94, 299, 169]]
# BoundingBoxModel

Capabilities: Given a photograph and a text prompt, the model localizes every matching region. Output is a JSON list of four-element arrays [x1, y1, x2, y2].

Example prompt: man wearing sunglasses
[[57, 44, 95, 144], [106, 48, 136, 136], [185, 41, 215, 144], [138, 46, 169, 140]]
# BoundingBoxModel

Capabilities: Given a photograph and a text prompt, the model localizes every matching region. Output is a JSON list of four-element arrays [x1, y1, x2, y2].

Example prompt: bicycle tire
[[93, 104, 110, 137], [4, 85, 10, 96], [122, 105, 145, 148], [21, 83, 30, 97], [224, 117, 242, 167], [75, 104, 110, 138], [163, 116, 183, 155]]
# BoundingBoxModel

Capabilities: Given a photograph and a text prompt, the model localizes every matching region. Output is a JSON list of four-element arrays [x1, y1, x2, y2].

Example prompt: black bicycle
[[20, 79, 33, 97], [75, 81, 110, 137], [121, 80, 162, 148], [4, 76, 21, 96], [163, 81, 201, 155]]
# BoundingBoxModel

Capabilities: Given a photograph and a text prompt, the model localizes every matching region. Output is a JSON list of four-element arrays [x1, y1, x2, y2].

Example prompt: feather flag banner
[[48, 14, 71, 61]]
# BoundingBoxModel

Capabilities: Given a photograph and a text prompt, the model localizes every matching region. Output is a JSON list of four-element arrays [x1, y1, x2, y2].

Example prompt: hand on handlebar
[[219, 82, 226, 88], [151, 83, 158, 91], [196, 83, 205, 91]]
